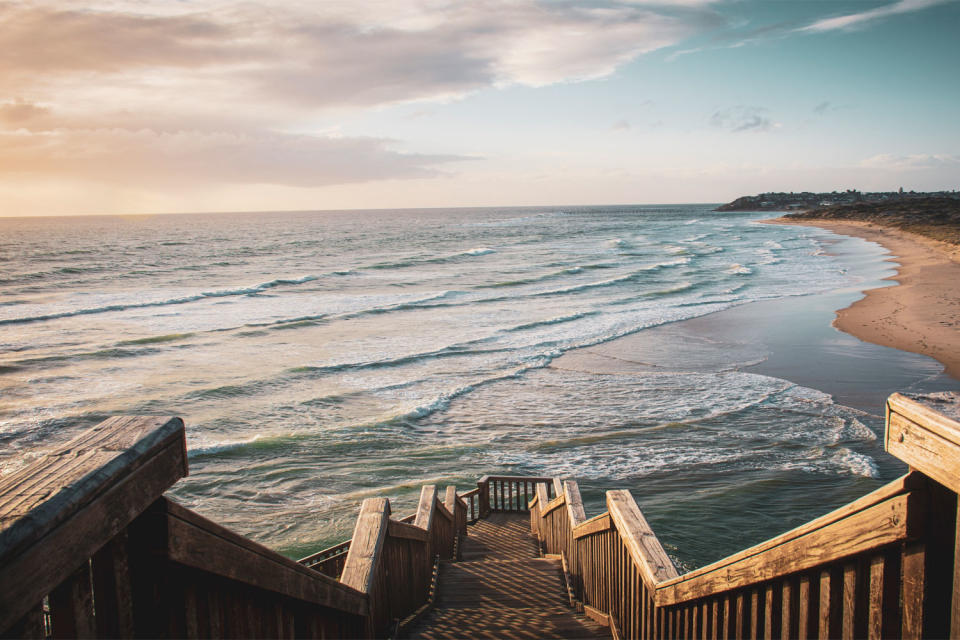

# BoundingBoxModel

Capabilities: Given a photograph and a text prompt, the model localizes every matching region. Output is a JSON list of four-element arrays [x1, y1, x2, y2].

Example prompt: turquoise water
[[0, 205, 948, 568]]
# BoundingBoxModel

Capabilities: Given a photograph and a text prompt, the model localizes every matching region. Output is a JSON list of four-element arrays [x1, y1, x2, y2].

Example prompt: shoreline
[[552, 220, 958, 415], [768, 217, 960, 380]]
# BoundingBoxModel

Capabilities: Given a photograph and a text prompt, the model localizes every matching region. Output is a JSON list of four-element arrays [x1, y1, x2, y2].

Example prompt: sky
[[1, 0, 958, 216]]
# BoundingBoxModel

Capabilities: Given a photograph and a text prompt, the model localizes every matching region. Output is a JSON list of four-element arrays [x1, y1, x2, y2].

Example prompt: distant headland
[[719, 190, 960, 246], [717, 189, 960, 213], [751, 191, 960, 380]]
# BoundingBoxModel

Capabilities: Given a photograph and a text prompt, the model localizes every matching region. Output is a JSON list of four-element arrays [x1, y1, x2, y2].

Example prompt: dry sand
[[770, 217, 960, 379]]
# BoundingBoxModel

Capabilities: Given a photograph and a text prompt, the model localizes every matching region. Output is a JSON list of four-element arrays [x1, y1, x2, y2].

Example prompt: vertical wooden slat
[[901, 543, 925, 640], [841, 563, 857, 640], [797, 575, 811, 640], [182, 580, 200, 639], [691, 599, 699, 640], [867, 556, 885, 640], [49, 562, 96, 639], [206, 581, 222, 639], [818, 570, 831, 640], [733, 592, 747, 638], [780, 580, 793, 640], [750, 589, 759, 640], [722, 595, 731, 640], [90, 530, 135, 639], [710, 598, 719, 640], [763, 585, 775, 640]]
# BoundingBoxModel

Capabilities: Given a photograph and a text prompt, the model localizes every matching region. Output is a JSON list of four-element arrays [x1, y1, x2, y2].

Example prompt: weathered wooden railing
[[0, 416, 367, 638], [0, 416, 469, 639], [530, 477, 678, 639], [3, 392, 956, 639], [477, 474, 556, 516], [528, 392, 960, 639], [339, 481, 468, 637]]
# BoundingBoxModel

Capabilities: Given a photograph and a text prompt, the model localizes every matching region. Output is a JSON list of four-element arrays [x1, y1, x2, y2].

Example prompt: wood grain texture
[[607, 490, 678, 590], [0, 416, 184, 561], [901, 543, 925, 640], [163, 498, 367, 616], [0, 434, 186, 633], [387, 519, 429, 542], [340, 497, 391, 599], [656, 492, 923, 607], [564, 480, 587, 528], [888, 413, 960, 494], [414, 486, 437, 531], [888, 393, 960, 448]]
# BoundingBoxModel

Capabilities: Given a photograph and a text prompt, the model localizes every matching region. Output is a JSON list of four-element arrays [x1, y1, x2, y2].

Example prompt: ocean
[[0, 205, 950, 569]]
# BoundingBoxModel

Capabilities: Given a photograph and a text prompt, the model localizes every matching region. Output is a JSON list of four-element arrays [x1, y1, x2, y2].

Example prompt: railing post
[[341, 498, 391, 638], [478, 477, 491, 519]]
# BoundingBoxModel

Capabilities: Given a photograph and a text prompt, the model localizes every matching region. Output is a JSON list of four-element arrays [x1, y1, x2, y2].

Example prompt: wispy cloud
[[0, 127, 469, 187], [0, 1, 722, 191], [860, 153, 960, 170], [0, 2, 722, 109], [0, 98, 49, 124], [710, 106, 776, 133], [800, 0, 950, 32]]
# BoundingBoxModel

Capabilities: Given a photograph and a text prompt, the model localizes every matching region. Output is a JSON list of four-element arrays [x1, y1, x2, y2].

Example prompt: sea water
[[0, 205, 945, 568]]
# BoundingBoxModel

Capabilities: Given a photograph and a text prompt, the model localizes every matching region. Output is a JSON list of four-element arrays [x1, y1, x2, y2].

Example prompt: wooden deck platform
[[408, 513, 609, 639]]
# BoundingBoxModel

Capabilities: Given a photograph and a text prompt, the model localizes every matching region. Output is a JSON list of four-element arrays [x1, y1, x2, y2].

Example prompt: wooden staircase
[[2, 392, 959, 638], [408, 513, 608, 639]]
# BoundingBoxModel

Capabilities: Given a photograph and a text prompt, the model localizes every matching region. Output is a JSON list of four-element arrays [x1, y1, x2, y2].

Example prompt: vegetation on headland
[[717, 191, 960, 246], [783, 197, 960, 246], [716, 189, 960, 212]]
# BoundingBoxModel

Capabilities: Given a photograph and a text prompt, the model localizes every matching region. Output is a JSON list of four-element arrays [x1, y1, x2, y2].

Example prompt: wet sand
[[770, 218, 960, 379], [553, 227, 958, 414]]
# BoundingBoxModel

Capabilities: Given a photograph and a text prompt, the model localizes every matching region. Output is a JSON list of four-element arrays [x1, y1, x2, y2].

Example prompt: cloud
[[859, 153, 960, 170], [710, 106, 775, 133], [800, 0, 950, 33], [0, 1, 722, 194], [0, 128, 468, 187], [0, 2, 722, 109], [0, 99, 49, 124], [813, 101, 832, 115], [612, 120, 632, 130]]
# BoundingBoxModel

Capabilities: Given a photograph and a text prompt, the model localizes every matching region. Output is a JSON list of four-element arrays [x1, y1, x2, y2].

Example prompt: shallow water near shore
[[1, 205, 955, 569]]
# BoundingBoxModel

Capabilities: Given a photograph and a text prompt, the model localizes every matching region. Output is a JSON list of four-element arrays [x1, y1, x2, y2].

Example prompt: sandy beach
[[553, 222, 958, 415], [770, 218, 960, 380]]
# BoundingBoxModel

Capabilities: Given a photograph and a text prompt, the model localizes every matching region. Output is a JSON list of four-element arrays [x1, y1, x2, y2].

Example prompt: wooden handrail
[[573, 512, 611, 539], [340, 498, 390, 596], [655, 490, 923, 606], [564, 480, 586, 527], [478, 475, 555, 483], [608, 490, 678, 590], [887, 392, 960, 493], [0, 416, 369, 639], [656, 472, 924, 600], [523, 394, 960, 639], [161, 498, 367, 615], [0, 416, 187, 633]]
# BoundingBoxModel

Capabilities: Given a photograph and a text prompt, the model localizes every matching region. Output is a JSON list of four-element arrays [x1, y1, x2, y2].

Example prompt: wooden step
[[409, 606, 608, 639], [408, 513, 610, 640]]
